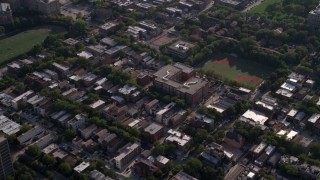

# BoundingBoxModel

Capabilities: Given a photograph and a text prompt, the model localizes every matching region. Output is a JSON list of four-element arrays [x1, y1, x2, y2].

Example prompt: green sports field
[[201, 54, 273, 88], [248, 0, 282, 14], [0, 26, 65, 63]]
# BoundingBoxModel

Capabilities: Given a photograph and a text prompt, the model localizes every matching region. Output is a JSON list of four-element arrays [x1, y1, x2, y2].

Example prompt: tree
[[194, 129, 208, 145], [7, 176, 14, 180], [15, 82, 26, 94], [201, 166, 223, 180], [63, 129, 77, 141], [281, 164, 298, 176], [6, 134, 17, 144], [196, 144, 205, 154], [83, 93, 99, 105], [309, 143, 320, 159], [20, 123, 32, 134], [152, 144, 165, 156], [58, 163, 72, 176], [248, 126, 263, 143], [184, 157, 203, 178], [26, 145, 41, 158], [89, 37, 97, 45], [30, 44, 43, 55], [69, 19, 88, 37], [41, 154, 57, 167], [17, 171, 34, 180], [0, 26, 5, 34]]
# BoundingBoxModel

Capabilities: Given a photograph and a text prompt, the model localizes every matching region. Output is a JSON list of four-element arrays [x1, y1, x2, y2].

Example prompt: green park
[[0, 26, 65, 63], [248, 0, 282, 14]]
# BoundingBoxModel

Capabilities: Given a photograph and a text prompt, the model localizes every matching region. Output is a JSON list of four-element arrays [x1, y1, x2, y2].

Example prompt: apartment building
[[0, 137, 14, 179], [153, 63, 208, 105], [113, 143, 141, 170]]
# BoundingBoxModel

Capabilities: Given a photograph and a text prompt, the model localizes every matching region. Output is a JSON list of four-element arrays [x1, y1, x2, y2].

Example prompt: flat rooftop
[[99, 22, 118, 31], [168, 41, 195, 53], [0, 115, 21, 135], [144, 123, 163, 134], [240, 110, 268, 125], [74, 162, 90, 173], [308, 114, 320, 123], [114, 143, 140, 161], [153, 63, 207, 95]]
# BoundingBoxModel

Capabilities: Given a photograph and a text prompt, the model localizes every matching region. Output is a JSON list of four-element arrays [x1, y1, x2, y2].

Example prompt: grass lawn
[[248, 0, 282, 14], [201, 54, 273, 88], [0, 26, 65, 63]]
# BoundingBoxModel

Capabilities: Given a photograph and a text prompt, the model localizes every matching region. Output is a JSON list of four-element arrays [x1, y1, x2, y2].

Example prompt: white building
[[165, 129, 191, 149], [89, 100, 105, 110], [74, 162, 90, 174], [240, 110, 269, 125]]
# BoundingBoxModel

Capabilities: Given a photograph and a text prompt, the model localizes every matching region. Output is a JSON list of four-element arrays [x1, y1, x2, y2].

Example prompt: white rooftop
[[286, 130, 298, 140], [256, 101, 275, 111], [74, 162, 90, 173], [306, 79, 315, 84], [247, 172, 255, 178], [42, 143, 59, 154], [166, 129, 191, 147], [77, 51, 93, 59], [239, 87, 251, 93], [307, 114, 320, 123], [276, 89, 293, 98], [207, 104, 225, 113], [241, 110, 268, 125], [287, 109, 298, 117], [156, 155, 169, 165], [277, 130, 287, 136], [281, 82, 296, 92], [89, 100, 105, 109]]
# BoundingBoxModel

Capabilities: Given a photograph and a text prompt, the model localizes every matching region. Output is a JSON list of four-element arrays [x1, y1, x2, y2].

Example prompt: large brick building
[[224, 129, 245, 149], [143, 123, 164, 142], [153, 63, 208, 105]]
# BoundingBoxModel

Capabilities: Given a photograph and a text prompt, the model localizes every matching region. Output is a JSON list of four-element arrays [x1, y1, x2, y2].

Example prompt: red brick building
[[224, 129, 245, 149], [153, 63, 209, 105], [143, 123, 164, 142]]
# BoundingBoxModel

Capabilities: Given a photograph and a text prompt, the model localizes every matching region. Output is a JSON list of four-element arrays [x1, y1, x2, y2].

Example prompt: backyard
[[0, 26, 65, 63], [201, 54, 273, 88]]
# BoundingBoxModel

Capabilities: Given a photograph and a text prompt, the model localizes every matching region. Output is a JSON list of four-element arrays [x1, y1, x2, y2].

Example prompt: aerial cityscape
[[0, 0, 320, 179]]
